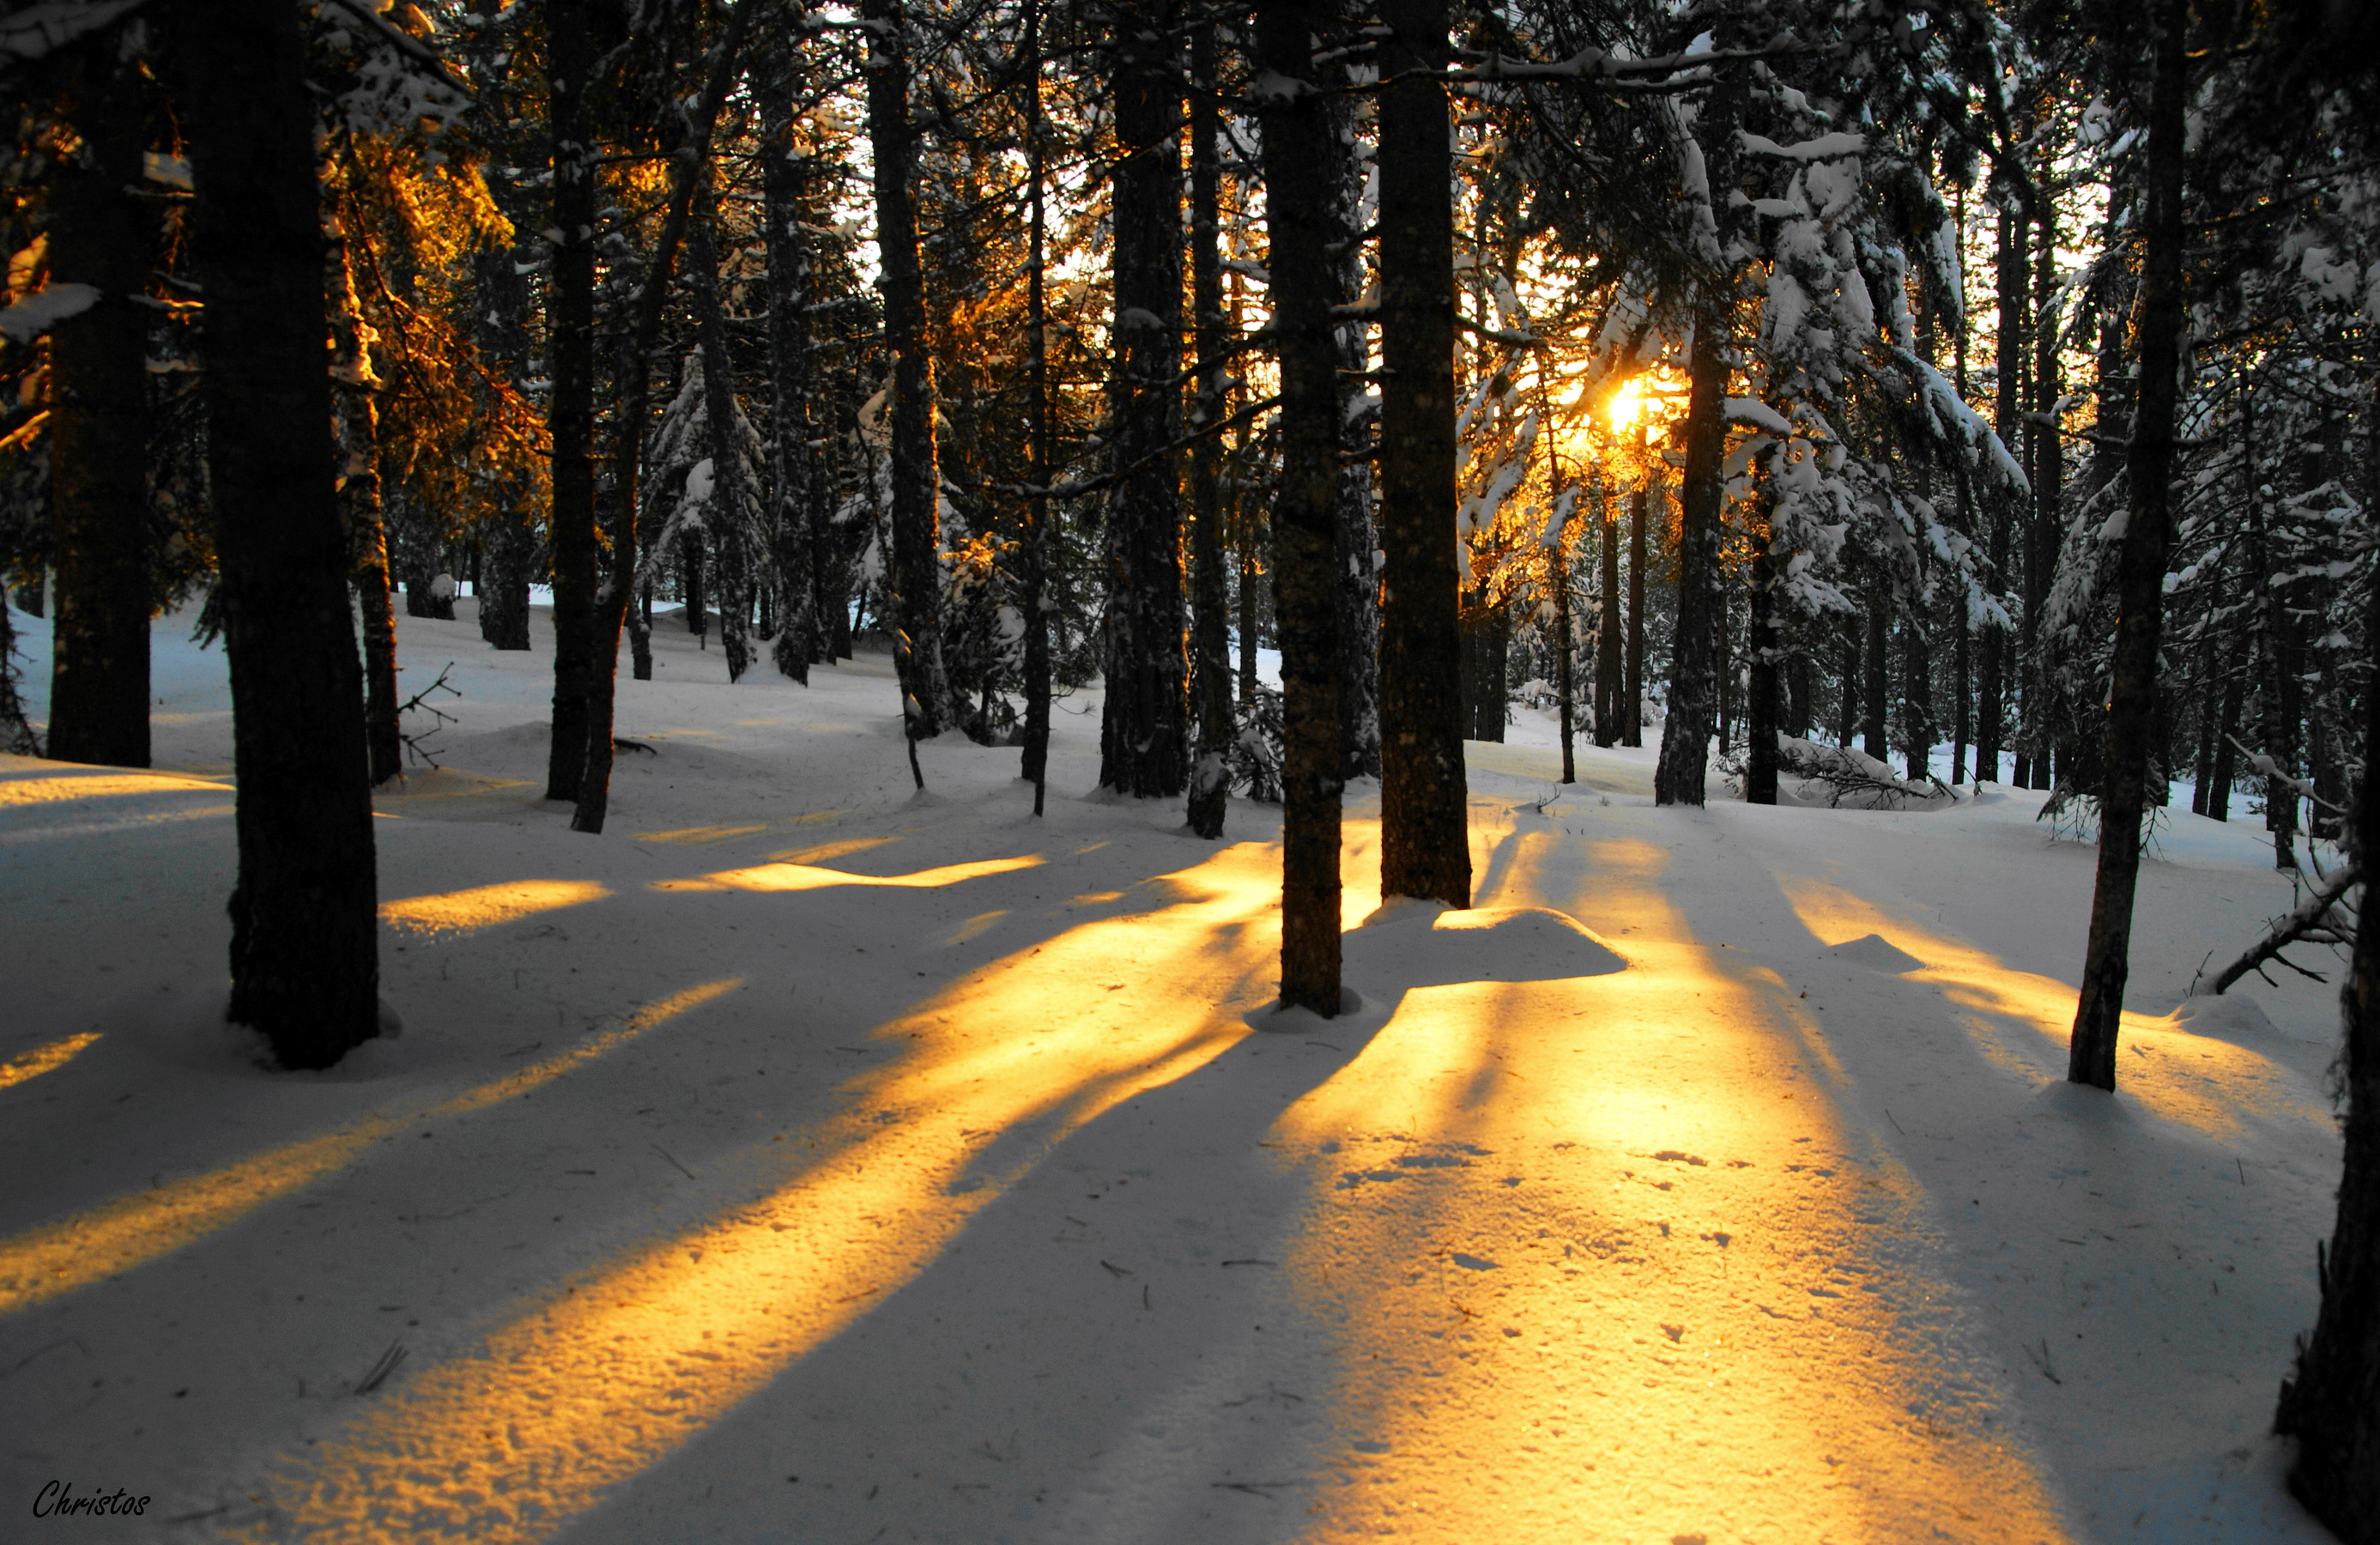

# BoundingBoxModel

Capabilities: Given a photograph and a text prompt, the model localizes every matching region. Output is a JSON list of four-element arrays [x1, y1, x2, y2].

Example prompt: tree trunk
[[543, 0, 597, 801], [1626, 476, 1646, 745], [689, 196, 755, 682], [1185, 19, 1232, 839], [45, 38, 152, 769], [1995, 196, 2032, 791], [573, 0, 751, 834], [2206, 670, 2243, 821], [2274, 419, 2380, 1545], [2067, 5, 2186, 1091], [863, 0, 948, 752], [179, 0, 379, 1069], [1656, 317, 1729, 806], [1746, 495, 1779, 805], [1904, 611, 1931, 783], [1863, 589, 1889, 762], [758, 54, 818, 683], [1596, 501, 1622, 747], [326, 212, 403, 787], [1257, 0, 1345, 1013], [1019, 1, 1052, 808], [1098, 0, 1188, 797], [1553, 502, 1575, 785], [1332, 84, 1379, 786], [469, 162, 536, 652], [1374, 0, 1469, 906]]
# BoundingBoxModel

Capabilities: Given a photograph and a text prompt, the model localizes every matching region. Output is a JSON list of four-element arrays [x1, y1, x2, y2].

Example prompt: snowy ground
[[0, 597, 2349, 1543]]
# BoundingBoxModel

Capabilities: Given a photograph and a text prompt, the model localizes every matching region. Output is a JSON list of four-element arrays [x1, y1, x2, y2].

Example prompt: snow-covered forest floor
[[0, 598, 2351, 1544]]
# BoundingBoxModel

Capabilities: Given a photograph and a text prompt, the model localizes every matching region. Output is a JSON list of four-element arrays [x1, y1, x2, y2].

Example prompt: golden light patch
[[0, 980, 742, 1318], [654, 854, 1042, 894], [1265, 834, 2072, 1544], [378, 879, 612, 938], [242, 846, 1287, 1544], [0, 772, 228, 808], [944, 910, 1006, 947], [628, 824, 769, 845], [0, 1033, 100, 1092], [1776, 876, 2327, 1142], [766, 834, 899, 865]]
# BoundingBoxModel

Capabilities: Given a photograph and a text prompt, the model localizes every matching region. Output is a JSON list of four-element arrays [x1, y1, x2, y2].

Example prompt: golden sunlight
[[1774, 876, 2327, 1143], [0, 770, 229, 808], [378, 879, 614, 939], [0, 980, 742, 1319], [653, 853, 1044, 894], [0, 1033, 100, 1093], [1256, 811, 2074, 1542], [242, 846, 1287, 1543]]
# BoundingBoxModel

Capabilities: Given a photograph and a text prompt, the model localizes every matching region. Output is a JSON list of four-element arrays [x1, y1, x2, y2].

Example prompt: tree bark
[[543, 0, 597, 800], [758, 52, 818, 683], [45, 38, 152, 769], [573, 0, 751, 833], [1655, 317, 1729, 806], [2274, 448, 2380, 1545], [688, 195, 755, 682], [2067, 5, 2186, 1091], [326, 212, 403, 787], [1185, 19, 1232, 839], [1019, 0, 1052, 807], [1257, 0, 1346, 1012], [179, 0, 379, 1069], [1098, 0, 1188, 797], [1995, 197, 2032, 790], [1746, 492, 1779, 804], [1595, 500, 1622, 747], [864, 0, 948, 750], [1626, 476, 1646, 745], [1374, 0, 1469, 906]]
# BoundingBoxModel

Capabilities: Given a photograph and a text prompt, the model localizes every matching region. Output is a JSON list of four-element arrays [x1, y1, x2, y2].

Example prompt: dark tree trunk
[[327, 215, 403, 787], [45, 39, 152, 769], [2068, 6, 2186, 1091], [1553, 510, 1575, 785], [1595, 502, 1622, 747], [2274, 409, 2380, 1545], [2244, 391, 2303, 869], [1625, 477, 1646, 745], [1098, 0, 1188, 797], [1746, 496, 1779, 805], [863, 0, 948, 751], [1656, 318, 1729, 806], [573, 0, 750, 833], [543, 0, 597, 801], [1904, 612, 1931, 783], [1257, 0, 1345, 1013], [2206, 670, 2244, 821], [1185, 19, 1232, 839], [469, 193, 536, 651], [1019, 2, 1052, 807], [1995, 196, 2032, 791], [1331, 87, 1379, 785], [758, 54, 818, 683], [1787, 651, 1811, 738], [2030, 190, 2064, 791], [1374, 0, 1469, 906], [179, 0, 379, 1068], [1863, 591, 1889, 762], [688, 197, 754, 682], [1837, 616, 1858, 748], [1652, 45, 1745, 807]]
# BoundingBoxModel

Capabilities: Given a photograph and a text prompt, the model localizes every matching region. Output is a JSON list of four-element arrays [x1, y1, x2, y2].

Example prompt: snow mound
[[1829, 932, 1925, 973], [1345, 903, 1626, 989], [2163, 993, 2280, 1041]]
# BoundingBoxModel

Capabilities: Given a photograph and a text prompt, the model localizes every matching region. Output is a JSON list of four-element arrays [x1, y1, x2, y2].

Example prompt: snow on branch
[[1737, 130, 1867, 162], [0, 0, 144, 66], [0, 282, 100, 343]]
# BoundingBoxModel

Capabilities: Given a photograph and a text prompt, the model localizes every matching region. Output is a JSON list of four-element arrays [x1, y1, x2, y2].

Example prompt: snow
[[0, 282, 100, 344], [0, 598, 2348, 1542]]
